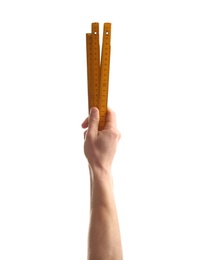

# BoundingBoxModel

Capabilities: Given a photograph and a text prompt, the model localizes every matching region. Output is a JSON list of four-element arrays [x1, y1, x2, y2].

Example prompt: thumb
[[87, 107, 99, 137]]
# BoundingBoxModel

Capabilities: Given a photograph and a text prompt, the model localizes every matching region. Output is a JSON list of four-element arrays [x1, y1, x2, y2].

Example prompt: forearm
[[88, 166, 123, 260]]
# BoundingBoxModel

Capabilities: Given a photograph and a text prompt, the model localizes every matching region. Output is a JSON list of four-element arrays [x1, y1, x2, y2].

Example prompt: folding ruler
[[86, 22, 111, 130]]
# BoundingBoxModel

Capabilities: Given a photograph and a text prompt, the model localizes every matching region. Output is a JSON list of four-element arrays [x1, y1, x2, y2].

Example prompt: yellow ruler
[[86, 22, 111, 130]]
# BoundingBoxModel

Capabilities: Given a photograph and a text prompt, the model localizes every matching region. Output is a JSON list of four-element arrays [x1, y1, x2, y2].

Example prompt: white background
[[0, 0, 211, 259]]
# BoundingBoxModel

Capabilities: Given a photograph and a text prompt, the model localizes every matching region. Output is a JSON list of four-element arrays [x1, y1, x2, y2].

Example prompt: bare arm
[[82, 107, 123, 260]]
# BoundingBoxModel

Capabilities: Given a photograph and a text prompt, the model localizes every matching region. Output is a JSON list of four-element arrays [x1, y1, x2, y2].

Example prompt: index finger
[[104, 107, 117, 130]]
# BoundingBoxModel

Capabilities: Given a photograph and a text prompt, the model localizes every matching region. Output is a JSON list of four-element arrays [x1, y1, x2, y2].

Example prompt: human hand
[[81, 107, 121, 173]]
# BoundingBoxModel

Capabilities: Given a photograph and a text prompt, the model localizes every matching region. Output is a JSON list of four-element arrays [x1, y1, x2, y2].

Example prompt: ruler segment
[[86, 22, 111, 130], [99, 23, 111, 130], [91, 23, 100, 109], [86, 33, 92, 111]]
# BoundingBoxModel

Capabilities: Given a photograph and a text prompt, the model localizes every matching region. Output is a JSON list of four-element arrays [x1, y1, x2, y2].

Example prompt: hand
[[81, 107, 121, 172]]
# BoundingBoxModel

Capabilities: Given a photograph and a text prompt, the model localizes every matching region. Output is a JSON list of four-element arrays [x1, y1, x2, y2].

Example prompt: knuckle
[[90, 117, 98, 123], [89, 114, 99, 124], [110, 128, 121, 140]]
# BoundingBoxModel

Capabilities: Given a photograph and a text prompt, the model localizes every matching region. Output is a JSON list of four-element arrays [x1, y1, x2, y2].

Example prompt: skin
[[81, 107, 123, 260]]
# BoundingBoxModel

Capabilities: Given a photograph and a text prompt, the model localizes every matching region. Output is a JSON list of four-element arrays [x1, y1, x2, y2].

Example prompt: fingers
[[81, 117, 89, 129], [81, 108, 99, 139], [104, 107, 117, 129], [81, 107, 117, 133], [86, 107, 99, 138]]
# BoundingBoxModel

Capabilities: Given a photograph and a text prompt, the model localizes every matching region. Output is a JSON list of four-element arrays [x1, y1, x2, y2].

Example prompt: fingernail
[[90, 107, 98, 115]]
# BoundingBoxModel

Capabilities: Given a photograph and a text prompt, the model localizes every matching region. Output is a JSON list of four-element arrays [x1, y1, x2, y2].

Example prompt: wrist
[[89, 165, 115, 210], [89, 164, 111, 178]]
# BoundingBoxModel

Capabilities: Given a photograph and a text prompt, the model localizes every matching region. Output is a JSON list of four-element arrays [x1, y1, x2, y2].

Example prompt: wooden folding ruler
[[86, 22, 111, 130]]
